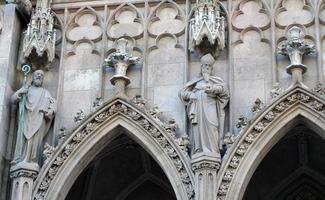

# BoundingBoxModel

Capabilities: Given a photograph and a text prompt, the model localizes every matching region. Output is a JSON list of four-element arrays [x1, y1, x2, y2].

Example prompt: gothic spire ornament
[[22, 0, 56, 70], [189, 0, 226, 54], [278, 25, 315, 89]]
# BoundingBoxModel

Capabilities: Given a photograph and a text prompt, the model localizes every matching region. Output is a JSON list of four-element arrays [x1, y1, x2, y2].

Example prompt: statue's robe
[[13, 85, 55, 163], [180, 76, 229, 156]]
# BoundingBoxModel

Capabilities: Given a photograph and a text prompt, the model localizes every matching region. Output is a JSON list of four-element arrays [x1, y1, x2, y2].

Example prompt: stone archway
[[32, 98, 194, 200], [216, 86, 325, 200]]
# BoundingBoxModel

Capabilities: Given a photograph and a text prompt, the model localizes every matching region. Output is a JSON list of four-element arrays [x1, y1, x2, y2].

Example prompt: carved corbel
[[278, 25, 315, 89], [104, 38, 140, 99]]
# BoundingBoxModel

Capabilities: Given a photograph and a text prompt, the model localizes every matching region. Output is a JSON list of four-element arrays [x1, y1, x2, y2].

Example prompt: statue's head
[[200, 53, 214, 80], [32, 70, 44, 87]]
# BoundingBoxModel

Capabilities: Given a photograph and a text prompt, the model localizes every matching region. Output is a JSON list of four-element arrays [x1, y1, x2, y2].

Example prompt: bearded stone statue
[[11, 70, 56, 166], [179, 54, 229, 159]]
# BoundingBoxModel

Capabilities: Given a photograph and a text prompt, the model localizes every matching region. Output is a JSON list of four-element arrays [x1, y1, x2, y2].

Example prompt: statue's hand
[[16, 87, 28, 99], [204, 85, 214, 94], [40, 109, 54, 120]]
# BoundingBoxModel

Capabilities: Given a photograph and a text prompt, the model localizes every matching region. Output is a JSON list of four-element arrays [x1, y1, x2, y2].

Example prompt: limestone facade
[[1, 0, 325, 200]]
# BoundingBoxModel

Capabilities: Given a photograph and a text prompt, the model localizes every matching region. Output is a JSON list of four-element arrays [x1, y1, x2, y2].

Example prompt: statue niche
[[179, 53, 229, 161], [11, 70, 56, 168]]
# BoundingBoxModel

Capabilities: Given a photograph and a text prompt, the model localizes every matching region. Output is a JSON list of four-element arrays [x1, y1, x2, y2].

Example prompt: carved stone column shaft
[[192, 153, 220, 200], [10, 162, 38, 200], [113, 79, 128, 99], [290, 67, 306, 88]]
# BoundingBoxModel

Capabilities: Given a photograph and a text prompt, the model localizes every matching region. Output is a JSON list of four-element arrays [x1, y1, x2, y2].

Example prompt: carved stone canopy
[[21, 0, 56, 70], [189, 0, 226, 54]]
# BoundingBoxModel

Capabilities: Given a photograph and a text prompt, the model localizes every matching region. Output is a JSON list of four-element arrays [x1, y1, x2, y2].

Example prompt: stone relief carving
[[104, 38, 140, 99], [270, 83, 282, 99], [180, 53, 229, 159], [92, 97, 103, 110], [148, 2, 185, 37], [22, 0, 56, 70], [11, 69, 56, 167], [275, 0, 314, 29], [251, 98, 264, 113], [66, 7, 103, 43], [231, 0, 270, 32], [74, 110, 85, 123], [217, 87, 325, 199], [34, 99, 194, 200], [43, 143, 55, 163], [278, 25, 315, 88], [312, 81, 325, 96], [189, 0, 226, 53], [58, 127, 67, 143], [107, 4, 144, 40], [236, 115, 248, 131], [223, 132, 238, 149]]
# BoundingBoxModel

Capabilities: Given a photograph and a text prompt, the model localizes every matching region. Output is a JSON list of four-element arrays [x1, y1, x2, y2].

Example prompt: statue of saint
[[179, 54, 229, 158], [11, 70, 56, 165]]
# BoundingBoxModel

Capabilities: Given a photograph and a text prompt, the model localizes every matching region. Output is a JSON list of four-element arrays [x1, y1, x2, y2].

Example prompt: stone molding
[[10, 169, 38, 180], [33, 98, 194, 200], [216, 86, 325, 200]]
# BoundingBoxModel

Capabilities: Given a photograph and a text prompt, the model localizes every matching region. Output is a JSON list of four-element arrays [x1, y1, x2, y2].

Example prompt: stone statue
[[11, 70, 56, 165], [179, 54, 229, 158]]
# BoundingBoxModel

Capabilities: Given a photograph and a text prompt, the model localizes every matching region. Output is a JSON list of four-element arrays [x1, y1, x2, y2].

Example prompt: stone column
[[192, 153, 220, 200], [10, 162, 38, 200]]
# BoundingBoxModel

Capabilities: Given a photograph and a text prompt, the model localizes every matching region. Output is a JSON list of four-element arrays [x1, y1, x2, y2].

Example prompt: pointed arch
[[216, 86, 325, 200], [33, 98, 194, 200]]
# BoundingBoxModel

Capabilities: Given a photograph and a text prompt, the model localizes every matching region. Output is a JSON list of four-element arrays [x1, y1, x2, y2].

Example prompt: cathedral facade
[[1, 0, 325, 200]]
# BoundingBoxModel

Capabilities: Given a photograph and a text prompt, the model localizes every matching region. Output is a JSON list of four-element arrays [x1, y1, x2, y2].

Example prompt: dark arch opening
[[244, 124, 325, 200], [65, 134, 177, 200]]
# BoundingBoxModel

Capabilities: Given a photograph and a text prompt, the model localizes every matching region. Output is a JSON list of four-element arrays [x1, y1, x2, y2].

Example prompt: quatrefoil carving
[[66, 8, 103, 43], [232, 0, 270, 31], [275, 0, 314, 29]]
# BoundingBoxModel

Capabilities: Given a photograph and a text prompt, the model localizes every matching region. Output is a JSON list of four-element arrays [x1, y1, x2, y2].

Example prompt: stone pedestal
[[286, 64, 308, 89], [110, 76, 130, 99], [192, 152, 220, 200], [10, 162, 39, 200]]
